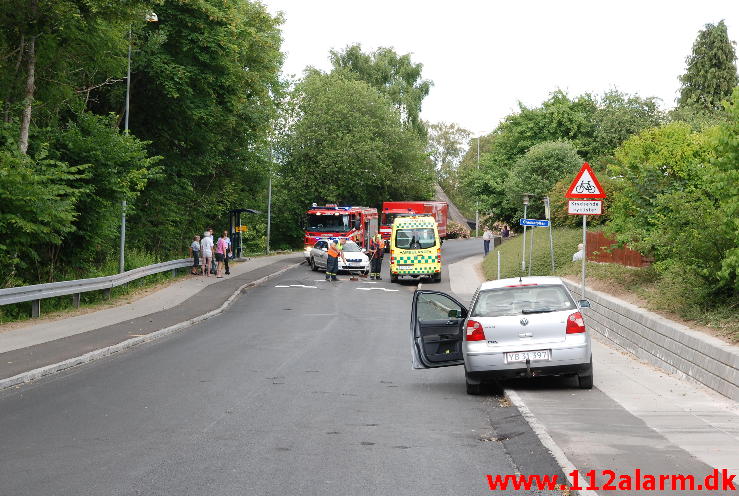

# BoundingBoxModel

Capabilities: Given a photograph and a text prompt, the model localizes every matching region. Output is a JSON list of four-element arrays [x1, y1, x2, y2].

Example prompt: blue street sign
[[520, 218, 550, 227]]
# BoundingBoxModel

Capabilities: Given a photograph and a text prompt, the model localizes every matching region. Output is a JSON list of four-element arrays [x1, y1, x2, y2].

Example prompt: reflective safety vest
[[327, 245, 339, 257]]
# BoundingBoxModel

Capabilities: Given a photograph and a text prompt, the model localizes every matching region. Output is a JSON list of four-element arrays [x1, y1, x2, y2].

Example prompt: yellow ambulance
[[389, 215, 442, 283]]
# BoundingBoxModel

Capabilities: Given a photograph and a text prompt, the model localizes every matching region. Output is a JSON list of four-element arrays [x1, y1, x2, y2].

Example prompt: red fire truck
[[303, 204, 379, 260], [380, 201, 448, 244]]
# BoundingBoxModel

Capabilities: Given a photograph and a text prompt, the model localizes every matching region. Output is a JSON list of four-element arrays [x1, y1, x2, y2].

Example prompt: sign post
[[565, 163, 606, 300], [544, 196, 555, 273]]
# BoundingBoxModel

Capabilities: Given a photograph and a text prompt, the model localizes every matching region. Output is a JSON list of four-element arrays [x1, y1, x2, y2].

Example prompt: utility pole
[[119, 14, 157, 273], [119, 29, 132, 274], [475, 137, 480, 237]]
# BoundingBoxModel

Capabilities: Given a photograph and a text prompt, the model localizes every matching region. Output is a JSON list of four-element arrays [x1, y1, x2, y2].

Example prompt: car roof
[[478, 276, 566, 291]]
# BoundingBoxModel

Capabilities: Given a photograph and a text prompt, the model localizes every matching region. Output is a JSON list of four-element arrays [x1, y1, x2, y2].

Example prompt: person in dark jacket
[[368, 234, 385, 280]]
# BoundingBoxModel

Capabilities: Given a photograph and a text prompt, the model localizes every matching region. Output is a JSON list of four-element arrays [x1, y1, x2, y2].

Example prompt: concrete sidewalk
[[448, 254, 739, 481], [0, 254, 303, 384]]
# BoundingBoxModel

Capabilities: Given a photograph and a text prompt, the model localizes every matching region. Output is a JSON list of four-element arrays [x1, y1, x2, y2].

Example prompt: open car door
[[411, 290, 467, 369]]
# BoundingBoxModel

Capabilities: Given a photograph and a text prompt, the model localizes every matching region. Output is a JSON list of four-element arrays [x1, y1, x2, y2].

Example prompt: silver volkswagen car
[[410, 276, 592, 394]]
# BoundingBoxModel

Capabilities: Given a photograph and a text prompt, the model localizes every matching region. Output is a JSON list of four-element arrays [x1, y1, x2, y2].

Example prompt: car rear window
[[471, 285, 576, 317]]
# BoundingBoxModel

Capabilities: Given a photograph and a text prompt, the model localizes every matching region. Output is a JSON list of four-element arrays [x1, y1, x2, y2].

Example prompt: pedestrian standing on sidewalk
[[215, 232, 228, 278], [483, 227, 493, 256], [325, 238, 345, 281], [208, 228, 217, 275], [502, 225, 510, 239], [200, 230, 214, 277], [222, 230, 232, 275], [368, 233, 385, 280], [190, 235, 201, 275]]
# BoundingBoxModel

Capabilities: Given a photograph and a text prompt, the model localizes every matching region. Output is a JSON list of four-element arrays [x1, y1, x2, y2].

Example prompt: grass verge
[[483, 228, 738, 343]]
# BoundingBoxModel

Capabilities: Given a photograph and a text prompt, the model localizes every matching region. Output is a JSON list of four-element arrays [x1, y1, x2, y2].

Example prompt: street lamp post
[[120, 14, 157, 274], [475, 137, 480, 237]]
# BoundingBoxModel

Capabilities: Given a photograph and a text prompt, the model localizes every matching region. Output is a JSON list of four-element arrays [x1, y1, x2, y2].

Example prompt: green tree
[[606, 122, 733, 297], [427, 121, 470, 194], [0, 144, 87, 285], [275, 72, 433, 245], [713, 87, 739, 292], [0, 0, 150, 153], [504, 141, 583, 221], [678, 20, 738, 112], [124, 0, 285, 254], [592, 90, 664, 158], [329, 44, 432, 136]]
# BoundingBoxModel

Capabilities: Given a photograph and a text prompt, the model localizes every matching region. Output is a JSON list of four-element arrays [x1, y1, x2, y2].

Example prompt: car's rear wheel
[[432, 273, 442, 283], [465, 373, 482, 395], [310, 257, 318, 271], [390, 273, 398, 283], [577, 359, 593, 389]]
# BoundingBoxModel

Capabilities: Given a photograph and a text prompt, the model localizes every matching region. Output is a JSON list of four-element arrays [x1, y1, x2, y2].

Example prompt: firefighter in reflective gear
[[325, 239, 345, 281], [368, 234, 385, 280]]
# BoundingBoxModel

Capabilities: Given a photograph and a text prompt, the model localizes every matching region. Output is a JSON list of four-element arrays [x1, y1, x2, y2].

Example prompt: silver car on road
[[410, 276, 593, 394], [309, 240, 370, 275]]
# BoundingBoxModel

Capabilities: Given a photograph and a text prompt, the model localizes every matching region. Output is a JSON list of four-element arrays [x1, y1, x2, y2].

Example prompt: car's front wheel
[[310, 257, 318, 271]]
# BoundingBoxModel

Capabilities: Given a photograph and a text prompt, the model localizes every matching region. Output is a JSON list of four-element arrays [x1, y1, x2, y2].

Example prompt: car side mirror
[[578, 299, 591, 308], [321, 247, 328, 252], [448, 309, 460, 318], [361, 248, 367, 253]]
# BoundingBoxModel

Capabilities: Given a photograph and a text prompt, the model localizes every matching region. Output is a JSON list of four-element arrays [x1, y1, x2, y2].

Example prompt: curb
[[506, 389, 598, 496], [0, 261, 304, 392]]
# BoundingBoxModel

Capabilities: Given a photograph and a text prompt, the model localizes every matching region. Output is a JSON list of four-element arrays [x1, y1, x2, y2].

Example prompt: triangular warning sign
[[565, 162, 607, 199]]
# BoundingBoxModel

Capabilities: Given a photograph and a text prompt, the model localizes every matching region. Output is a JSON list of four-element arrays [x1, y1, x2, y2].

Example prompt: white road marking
[[355, 287, 399, 292], [274, 285, 290, 288], [274, 284, 318, 289]]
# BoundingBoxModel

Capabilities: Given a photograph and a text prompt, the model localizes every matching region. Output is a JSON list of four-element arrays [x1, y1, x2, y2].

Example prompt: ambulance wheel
[[432, 273, 442, 283], [310, 257, 318, 271], [390, 273, 398, 283]]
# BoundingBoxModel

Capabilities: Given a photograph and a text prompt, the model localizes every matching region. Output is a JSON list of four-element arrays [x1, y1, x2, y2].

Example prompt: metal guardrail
[[0, 258, 193, 318]]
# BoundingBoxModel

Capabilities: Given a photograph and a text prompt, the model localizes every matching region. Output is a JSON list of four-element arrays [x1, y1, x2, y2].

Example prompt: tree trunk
[[18, 33, 36, 154]]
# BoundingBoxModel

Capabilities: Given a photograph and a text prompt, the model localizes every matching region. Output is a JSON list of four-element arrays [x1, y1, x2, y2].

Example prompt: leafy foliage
[[0, 145, 87, 286], [678, 21, 739, 112], [274, 72, 433, 245], [427, 121, 471, 196], [329, 44, 432, 136], [712, 87, 739, 291], [605, 121, 736, 296]]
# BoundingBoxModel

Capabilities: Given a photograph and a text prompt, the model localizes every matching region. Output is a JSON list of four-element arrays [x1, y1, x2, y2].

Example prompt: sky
[[261, 0, 738, 137]]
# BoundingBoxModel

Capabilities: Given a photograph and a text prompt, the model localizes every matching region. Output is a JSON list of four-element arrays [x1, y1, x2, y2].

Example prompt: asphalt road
[[0, 238, 566, 496]]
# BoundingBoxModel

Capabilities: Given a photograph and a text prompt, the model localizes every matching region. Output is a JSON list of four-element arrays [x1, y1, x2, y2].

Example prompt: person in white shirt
[[200, 231, 214, 277], [482, 228, 493, 256], [572, 243, 584, 261], [190, 235, 201, 275]]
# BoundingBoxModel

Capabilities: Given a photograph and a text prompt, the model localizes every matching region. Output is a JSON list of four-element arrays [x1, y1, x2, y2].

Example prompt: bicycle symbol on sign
[[574, 180, 597, 194]]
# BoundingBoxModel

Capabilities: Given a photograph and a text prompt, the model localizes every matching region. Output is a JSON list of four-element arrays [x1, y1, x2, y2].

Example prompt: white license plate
[[398, 264, 414, 269], [505, 350, 550, 363]]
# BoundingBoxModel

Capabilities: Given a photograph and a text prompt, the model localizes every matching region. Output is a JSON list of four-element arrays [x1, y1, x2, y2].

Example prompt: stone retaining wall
[[565, 281, 739, 401]]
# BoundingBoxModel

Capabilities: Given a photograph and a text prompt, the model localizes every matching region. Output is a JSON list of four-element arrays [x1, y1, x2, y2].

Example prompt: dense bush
[[446, 221, 470, 239]]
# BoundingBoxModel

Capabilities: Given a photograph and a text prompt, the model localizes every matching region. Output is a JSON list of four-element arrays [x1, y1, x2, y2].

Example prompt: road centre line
[[355, 287, 399, 292], [274, 284, 317, 289]]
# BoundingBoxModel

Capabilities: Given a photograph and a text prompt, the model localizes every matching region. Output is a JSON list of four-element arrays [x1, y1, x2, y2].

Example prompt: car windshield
[[471, 285, 576, 317], [394, 228, 436, 250], [342, 241, 361, 252], [306, 213, 350, 232]]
